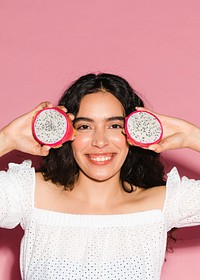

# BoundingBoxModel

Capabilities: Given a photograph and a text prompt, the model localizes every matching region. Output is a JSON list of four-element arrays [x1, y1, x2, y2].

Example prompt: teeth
[[90, 156, 112, 162]]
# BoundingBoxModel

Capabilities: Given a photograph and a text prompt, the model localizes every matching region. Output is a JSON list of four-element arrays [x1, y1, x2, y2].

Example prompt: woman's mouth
[[86, 153, 115, 164]]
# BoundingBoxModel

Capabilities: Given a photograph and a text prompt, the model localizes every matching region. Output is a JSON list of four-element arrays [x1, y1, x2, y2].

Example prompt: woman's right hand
[[0, 102, 59, 157]]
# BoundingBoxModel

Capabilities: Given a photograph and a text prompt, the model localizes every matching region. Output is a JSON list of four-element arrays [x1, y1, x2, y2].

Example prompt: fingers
[[32, 101, 75, 116], [148, 141, 172, 153], [25, 102, 53, 120], [57, 105, 67, 113], [135, 107, 145, 111], [39, 101, 53, 109], [31, 144, 51, 156], [34, 101, 53, 112], [136, 107, 157, 114], [148, 133, 185, 153], [33, 102, 74, 118], [135, 107, 164, 120], [38, 145, 51, 156], [67, 113, 75, 121], [148, 143, 164, 153]]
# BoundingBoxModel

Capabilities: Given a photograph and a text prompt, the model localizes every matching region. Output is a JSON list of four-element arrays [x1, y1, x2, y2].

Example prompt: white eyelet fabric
[[0, 161, 200, 280]]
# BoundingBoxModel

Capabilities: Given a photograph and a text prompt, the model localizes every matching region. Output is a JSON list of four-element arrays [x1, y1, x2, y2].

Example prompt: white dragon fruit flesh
[[32, 107, 74, 148], [125, 110, 163, 148]]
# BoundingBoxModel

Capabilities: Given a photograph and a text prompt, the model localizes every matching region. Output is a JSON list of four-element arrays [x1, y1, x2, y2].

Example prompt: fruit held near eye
[[32, 107, 74, 148], [125, 110, 163, 148]]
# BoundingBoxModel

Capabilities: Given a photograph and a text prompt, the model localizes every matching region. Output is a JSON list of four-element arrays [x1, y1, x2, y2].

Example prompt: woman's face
[[72, 91, 129, 182]]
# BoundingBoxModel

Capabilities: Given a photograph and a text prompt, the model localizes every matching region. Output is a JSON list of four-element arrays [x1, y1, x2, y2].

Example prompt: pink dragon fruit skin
[[32, 107, 74, 148], [125, 110, 163, 148]]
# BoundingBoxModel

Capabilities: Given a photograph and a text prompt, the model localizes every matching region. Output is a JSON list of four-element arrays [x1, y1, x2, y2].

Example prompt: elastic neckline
[[32, 207, 164, 228]]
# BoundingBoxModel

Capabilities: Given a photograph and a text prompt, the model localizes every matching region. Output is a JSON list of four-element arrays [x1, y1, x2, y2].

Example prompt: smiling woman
[[0, 73, 200, 280], [42, 73, 165, 193], [71, 92, 129, 183]]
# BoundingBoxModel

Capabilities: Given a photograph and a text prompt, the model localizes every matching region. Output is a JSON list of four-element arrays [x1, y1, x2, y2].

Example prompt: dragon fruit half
[[32, 107, 74, 148], [125, 110, 163, 148]]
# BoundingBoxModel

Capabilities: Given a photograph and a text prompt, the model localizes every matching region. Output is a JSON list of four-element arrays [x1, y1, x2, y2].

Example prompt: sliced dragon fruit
[[32, 107, 74, 148], [125, 110, 163, 148]]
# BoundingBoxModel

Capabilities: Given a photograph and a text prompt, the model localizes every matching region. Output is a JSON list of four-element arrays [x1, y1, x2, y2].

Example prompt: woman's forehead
[[77, 92, 125, 117]]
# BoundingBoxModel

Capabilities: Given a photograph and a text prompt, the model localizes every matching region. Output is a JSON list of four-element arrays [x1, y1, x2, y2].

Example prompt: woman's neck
[[71, 171, 125, 208]]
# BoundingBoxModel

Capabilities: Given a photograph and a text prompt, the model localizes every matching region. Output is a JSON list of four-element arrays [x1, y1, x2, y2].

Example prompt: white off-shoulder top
[[0, 160, 200, 280]]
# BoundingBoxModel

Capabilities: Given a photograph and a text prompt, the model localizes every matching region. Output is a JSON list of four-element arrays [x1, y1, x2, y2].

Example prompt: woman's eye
[[76, 125, 91, 130], [109, 124, 124, 129]]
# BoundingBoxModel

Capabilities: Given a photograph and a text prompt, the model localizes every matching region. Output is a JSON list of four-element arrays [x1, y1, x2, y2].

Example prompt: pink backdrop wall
[[0, 1, 200, 279]]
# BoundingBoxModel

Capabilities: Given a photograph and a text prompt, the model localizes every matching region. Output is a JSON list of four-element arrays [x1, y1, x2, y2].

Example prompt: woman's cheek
[[109, 132, 128, 146], [72, 133, 92, 148]]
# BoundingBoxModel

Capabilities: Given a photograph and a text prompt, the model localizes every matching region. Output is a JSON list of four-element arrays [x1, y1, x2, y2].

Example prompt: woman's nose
[[91, 128, 109, 148]]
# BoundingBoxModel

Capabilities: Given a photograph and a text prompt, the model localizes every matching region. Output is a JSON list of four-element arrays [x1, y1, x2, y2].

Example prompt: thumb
[[148, 134, 182, 153], [32, 144, 51, 156], [148, 143, 166, 153]]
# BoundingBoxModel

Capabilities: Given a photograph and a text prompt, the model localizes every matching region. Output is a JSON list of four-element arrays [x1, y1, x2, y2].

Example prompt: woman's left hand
[[137, 107, 200, 153]]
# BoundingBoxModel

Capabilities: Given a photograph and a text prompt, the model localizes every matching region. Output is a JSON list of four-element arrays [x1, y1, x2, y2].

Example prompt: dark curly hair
[[41, 73, 166, 191]]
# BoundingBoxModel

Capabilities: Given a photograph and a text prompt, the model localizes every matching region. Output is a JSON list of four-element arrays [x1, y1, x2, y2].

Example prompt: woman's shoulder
[[35, 171, 65, 210], [136, 167, 183, 212], [123, 184, 166, 213], [138, 185, 166, 210]]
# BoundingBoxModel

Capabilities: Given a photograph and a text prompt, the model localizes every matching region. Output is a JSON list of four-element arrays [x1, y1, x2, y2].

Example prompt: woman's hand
[[136, 107, 200, 153], [0, 102, 67, 157]]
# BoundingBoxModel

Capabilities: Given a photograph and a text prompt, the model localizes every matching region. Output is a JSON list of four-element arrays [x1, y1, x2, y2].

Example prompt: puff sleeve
[[163, 168, 200, 231], [0, 160, 35, 229]]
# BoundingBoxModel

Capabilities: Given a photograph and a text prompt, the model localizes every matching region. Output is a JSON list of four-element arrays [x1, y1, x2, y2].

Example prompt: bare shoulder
[[35, 171, 44, 183], [35, 172, 49, 190], [144, 185, 166, 197], [35, 172, 57, 189], [139, 185, 166, 210], [127, 185, 166, 212], [35, 172, 61, 209]]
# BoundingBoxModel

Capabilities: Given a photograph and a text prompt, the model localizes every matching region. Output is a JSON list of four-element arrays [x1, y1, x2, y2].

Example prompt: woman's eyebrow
[[107, 116, 125, 122], [73, 117, 94, 125], [73, 116, 125, 125]]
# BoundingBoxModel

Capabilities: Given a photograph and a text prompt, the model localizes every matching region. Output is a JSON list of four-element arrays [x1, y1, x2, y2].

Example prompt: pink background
[[0, 0, 200, 279]]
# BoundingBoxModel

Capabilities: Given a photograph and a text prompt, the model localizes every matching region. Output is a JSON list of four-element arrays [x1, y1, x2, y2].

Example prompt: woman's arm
[[136, 107, 200, 153], [0, 102, 54, 157]]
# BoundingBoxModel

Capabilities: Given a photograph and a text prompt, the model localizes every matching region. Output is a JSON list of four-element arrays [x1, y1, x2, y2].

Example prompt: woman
[[0, 73, 200, 279]]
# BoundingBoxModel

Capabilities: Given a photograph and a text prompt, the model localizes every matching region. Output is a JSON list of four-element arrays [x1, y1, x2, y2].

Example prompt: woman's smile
[[72, 91, 129, 182], [86, 153, 116, 165]]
